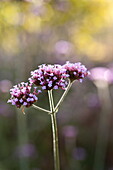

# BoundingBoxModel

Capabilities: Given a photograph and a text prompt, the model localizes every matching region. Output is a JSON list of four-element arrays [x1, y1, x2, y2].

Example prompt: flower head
[[29, 64, 67, 90], [63, 61, 90, 82], [7, 82, 41, 108], [89, 67, 113, 83]]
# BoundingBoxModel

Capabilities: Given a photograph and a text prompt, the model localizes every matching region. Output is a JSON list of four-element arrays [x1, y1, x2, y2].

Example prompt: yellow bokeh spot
[[2, 31, 19, 54], [23, 14, 42, 32], [73, 33, 107, 61], [41, 4, 54, 22], [71, 0, 113, 62], [0, 3, 20, 25]]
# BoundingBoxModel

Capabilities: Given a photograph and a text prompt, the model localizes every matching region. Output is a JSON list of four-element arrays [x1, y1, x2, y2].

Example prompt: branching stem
[[32, 104, 50, 113], [54, 80, 72, 112], [34, 82, 72, 170]]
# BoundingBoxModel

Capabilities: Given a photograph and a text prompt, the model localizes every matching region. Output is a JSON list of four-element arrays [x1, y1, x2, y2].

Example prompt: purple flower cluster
[[29, 64, 68, 90], [7, 61, 89, 108], [63, 61, 90, 82], [7, 82, 41, 108]]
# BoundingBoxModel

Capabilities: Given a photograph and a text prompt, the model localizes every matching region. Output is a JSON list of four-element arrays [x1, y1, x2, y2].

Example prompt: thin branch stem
[[54, 81, 72, 112], [48, 90, 53, 112], [32, 104, 50, 113], [50, 90, 55, 110]]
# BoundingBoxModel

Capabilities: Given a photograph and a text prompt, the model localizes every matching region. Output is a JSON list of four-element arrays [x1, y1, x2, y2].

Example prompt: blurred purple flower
[[29, 64, 67, 90], [89, 67, 113, 83], [73, 147, 87, 161], [54, 40, 73, 55], [0, 80, 12, 93], [15, 144, 37, 158], [62, 125, 78, 138], [7, 82, 41, 108], [0, 102, 13, 117], [63, 61, 90, 82]]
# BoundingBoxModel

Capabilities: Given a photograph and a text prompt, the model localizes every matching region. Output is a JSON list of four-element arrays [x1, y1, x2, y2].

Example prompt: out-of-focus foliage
[[0, 0, 113, 61]]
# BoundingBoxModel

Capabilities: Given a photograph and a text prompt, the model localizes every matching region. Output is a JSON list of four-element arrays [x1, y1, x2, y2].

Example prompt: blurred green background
[[0, 0, 113, 169]]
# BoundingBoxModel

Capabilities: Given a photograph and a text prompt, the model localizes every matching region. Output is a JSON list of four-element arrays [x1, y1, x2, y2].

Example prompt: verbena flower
[[7, 82, 41, 108], [29, 64, 68, 90], [63, 61, 90, 82]]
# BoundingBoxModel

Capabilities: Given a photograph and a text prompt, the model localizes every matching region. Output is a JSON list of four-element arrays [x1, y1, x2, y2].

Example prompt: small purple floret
[[7, 82, 41, 108], [63, 61, 90, 82], [8, 61, 89, 108], [29, 64, 68, 90]]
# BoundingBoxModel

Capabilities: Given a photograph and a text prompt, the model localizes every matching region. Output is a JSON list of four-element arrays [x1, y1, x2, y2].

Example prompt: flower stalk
[[7, 61, 89, 170], [48, 90, 60, 170], [51, 112, 60, 170]]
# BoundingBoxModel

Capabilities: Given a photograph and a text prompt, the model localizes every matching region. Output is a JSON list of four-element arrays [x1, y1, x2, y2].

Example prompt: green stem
[[47, 81, 72, 170], [48, 90, 54, 112], [50, 90, 55, 111], [48, 90, 60, 170], [54, 81, 72, 112], [51, 113, 60, 170], [32, 104, 50, 113]]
